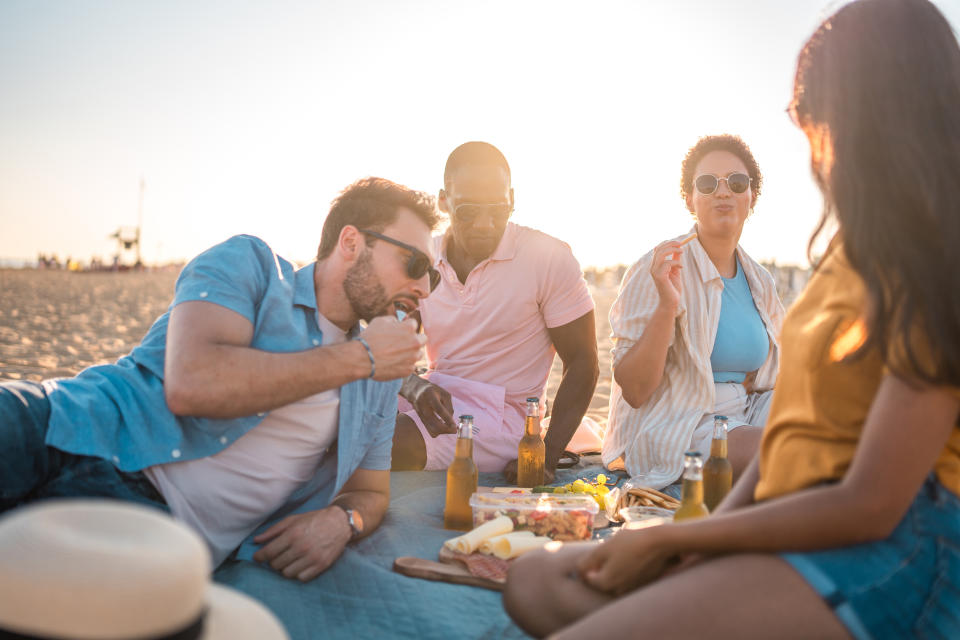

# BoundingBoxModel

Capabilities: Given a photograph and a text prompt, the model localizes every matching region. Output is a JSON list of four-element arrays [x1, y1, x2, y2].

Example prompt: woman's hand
[[649, 241, 685, 313], [576, 526, 677, 596]]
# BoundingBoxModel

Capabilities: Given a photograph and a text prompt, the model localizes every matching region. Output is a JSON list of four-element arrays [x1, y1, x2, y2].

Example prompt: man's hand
[[502, 459, 556, 486], [252, 507, 351, 582], [361, 316, 426, 381], [400, 375, 457, 437]]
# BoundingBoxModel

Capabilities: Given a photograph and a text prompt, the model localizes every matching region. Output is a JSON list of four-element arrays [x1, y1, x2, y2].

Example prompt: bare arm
[[330, 467, 391, 538], [613, 241, 685, 408], [253, 468, 389, 582], [164, 301, 423, 418], [542, 311, 600, 471], [580, 374, 959, 593]]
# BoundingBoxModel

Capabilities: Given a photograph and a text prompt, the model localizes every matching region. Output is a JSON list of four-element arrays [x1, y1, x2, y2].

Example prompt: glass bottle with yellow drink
[[444, 415, 479, 531], [673, 450, 710, 522], [517, 397, 545, 488], [703, 415, 733, 511]]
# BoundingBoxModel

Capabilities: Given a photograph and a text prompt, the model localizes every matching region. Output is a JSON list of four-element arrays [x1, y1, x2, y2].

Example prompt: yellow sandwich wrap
[[480, 531, 551, 559], [442, 515, 513, 554]]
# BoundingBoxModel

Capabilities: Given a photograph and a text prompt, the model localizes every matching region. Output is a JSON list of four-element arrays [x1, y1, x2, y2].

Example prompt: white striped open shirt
[[603, 229, 784, 488]]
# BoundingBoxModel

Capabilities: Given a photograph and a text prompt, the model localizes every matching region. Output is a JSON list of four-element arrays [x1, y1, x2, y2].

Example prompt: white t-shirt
[[145, 312, 347, 565]]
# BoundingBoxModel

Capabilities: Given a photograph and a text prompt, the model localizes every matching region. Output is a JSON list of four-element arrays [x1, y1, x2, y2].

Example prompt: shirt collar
[[293, 262, 318, 309], [686, 225, 746, 285], [438, 221, 520, 266], [295, 262, 363, 338]]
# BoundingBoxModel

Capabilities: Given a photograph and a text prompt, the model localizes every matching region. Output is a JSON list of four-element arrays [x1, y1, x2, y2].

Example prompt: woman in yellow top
[[503, 1, 960, 638]]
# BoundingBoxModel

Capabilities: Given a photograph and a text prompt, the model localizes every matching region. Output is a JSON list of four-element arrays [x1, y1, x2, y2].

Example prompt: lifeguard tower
[[109, 179, 144, 268]]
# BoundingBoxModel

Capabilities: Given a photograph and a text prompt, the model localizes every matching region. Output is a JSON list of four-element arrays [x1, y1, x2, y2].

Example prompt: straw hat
[[0, 500, 288, 640]]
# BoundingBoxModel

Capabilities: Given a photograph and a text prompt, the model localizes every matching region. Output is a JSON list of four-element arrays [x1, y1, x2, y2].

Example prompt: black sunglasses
[[357, 228, 440, 292], [694, 172, 751, 195], [452, 202, 513, 225]]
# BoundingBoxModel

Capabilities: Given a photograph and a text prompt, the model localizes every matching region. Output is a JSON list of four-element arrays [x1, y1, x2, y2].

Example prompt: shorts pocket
[[914, 537, 960, 639]]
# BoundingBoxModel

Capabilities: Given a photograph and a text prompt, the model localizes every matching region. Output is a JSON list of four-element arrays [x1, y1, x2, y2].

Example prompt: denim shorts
[[783, 477, 960, 639]]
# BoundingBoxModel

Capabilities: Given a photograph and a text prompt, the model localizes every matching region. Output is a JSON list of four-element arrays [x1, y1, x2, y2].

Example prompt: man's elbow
[[164, 376, 200, 416]]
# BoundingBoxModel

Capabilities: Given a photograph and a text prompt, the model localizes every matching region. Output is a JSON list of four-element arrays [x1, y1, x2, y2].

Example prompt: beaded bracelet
[[356, 336, 376, 378]]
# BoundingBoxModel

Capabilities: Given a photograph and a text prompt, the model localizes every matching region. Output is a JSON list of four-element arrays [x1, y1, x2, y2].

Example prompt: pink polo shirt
[[421, 222, 595, 414]]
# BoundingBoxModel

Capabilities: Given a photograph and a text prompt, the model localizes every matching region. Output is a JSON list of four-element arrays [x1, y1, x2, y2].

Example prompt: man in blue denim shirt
[[0, 177, 440, 581]]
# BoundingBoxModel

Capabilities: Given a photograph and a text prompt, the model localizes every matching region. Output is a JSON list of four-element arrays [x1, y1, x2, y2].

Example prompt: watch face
[[351, 509, 364, 534], [345, 508, 363, 538]]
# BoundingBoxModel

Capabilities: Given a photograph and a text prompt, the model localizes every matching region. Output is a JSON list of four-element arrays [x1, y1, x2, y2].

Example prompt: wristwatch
[[341, 507, 364, 540]]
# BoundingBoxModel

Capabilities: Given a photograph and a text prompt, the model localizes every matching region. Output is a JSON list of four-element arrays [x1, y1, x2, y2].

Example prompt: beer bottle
[[673, 451, 710, 522], [517, 397, 545, 488], [444, 415, 479, 531], [703, 415, 733, 511]]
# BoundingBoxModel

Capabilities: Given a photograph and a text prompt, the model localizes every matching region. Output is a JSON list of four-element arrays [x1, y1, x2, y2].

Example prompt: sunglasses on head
[[452, 202, 513, 225], [357, 228, 440, 292], [694, 172, 751, 195]]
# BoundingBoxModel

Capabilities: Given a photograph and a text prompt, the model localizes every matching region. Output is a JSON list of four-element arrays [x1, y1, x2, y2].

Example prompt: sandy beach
[[0, 269, 179, 382], [0, 268, 620, 429]]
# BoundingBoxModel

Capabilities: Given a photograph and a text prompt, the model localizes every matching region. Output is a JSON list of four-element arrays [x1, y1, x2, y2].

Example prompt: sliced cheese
[[481, 531, 551, 559], [442, 515, 513, 554]]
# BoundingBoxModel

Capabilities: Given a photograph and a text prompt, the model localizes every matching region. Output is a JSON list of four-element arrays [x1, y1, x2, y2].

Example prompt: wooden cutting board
[[393, 555, 505, 591]]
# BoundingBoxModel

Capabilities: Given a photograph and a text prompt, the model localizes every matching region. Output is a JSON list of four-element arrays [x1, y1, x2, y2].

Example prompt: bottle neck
[[709, 438, 728, 459], [680, 477, 704, 505], [524, 413, 540, 437], [454, 437, 473, 459]]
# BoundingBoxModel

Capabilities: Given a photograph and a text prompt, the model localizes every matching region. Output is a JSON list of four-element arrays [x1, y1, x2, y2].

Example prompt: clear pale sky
[[1, 0, 958, 268]]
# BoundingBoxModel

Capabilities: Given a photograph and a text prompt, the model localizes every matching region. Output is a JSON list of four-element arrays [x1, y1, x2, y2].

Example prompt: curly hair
[[316, 177, 439, 260], [679, 134, 763, 209]]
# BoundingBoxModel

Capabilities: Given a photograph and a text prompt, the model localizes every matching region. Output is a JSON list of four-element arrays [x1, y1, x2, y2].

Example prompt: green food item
[[531, 486, 555, 493]]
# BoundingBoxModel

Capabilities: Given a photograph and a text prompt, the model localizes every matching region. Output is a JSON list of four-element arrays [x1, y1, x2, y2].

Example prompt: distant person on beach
[[390, 141, 599, 482], [0, 177, 439, 580], [505, 1, 960, 637], [602, 134, 784, 490]]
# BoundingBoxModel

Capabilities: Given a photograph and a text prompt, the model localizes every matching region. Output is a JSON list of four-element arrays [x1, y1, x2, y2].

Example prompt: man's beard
[[343, 249, 390, 322]]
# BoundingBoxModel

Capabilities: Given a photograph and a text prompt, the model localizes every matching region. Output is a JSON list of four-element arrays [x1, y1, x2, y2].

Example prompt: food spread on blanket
[[441, 514, 552, 582], [470, 492, 598, 541]]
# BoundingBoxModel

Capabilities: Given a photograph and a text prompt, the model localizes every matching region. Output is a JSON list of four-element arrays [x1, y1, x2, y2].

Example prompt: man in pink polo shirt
[[391, 141, 599, 483]]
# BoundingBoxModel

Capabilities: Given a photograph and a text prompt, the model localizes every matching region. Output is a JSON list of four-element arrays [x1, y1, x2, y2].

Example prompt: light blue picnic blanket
[[214, 464, 616, 640]]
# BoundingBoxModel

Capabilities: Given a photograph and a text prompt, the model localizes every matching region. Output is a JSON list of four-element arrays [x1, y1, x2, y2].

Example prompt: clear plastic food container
[[619, 506, 673, 530], [470, 492, 599, 541]]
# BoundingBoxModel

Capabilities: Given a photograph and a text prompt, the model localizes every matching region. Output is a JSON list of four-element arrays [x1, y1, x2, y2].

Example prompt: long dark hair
[[792, 0, 960, 386]]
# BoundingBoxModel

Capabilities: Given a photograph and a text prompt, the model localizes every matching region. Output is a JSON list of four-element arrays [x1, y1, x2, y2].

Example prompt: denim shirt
[[43, 235, 400, 506]]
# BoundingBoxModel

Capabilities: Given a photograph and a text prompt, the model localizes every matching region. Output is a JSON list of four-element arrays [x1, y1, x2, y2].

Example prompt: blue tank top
[[710, 258, 769, 383]]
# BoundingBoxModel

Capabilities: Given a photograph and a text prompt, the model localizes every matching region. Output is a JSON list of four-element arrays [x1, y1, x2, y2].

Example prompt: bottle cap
[[526, 397, 539, 403], [459, 414, 474, 421]]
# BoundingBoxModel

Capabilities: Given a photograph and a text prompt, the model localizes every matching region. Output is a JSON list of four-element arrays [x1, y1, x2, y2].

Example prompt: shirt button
[[312, 338, 320, 346], [257, 412, 266, 417], [219, 436, 228, 445], [199, 291, 208, 298], [112, 455, 120, 464], [171, 449, 181, 459]]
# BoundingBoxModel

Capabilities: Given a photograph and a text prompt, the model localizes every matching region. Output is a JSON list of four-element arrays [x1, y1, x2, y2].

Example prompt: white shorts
[[688, 382, 773, 457]]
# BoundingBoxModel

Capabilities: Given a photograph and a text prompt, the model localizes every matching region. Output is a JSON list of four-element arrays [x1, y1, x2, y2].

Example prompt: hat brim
[[203, 584, 288, 640]]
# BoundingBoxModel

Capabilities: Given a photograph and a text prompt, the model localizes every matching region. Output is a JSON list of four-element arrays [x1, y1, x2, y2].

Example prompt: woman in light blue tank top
[[606, 134, 785, 487]]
